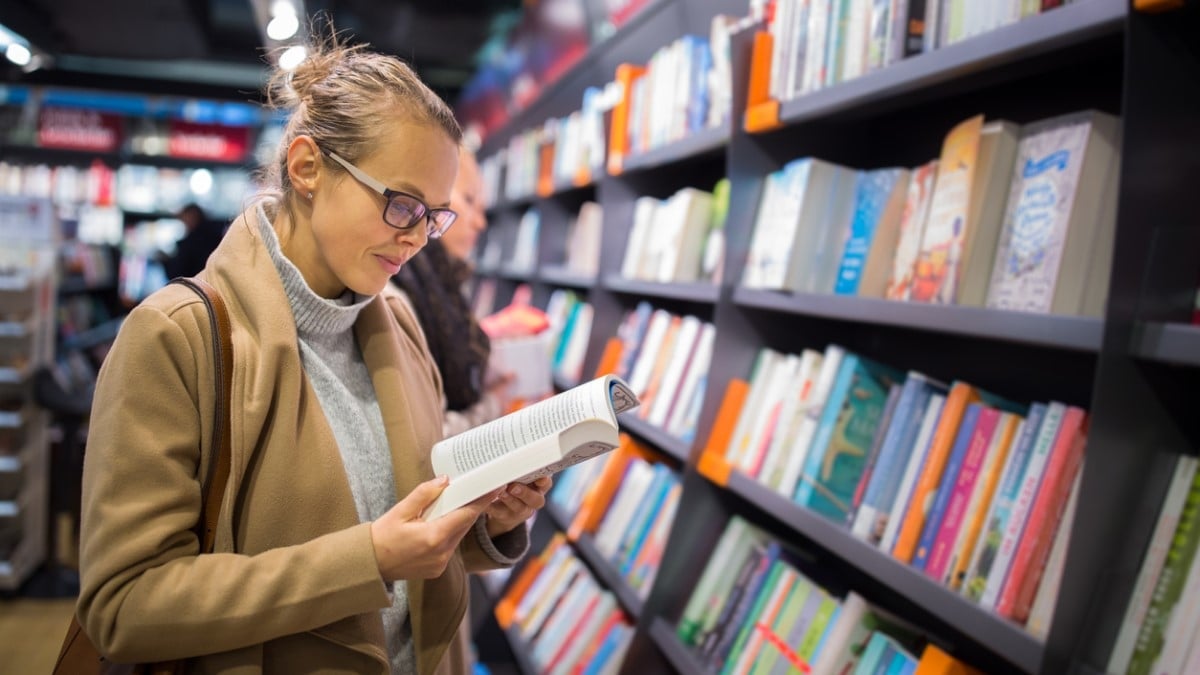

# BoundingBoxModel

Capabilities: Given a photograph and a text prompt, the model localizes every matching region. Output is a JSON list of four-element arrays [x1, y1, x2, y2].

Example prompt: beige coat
[[78, 208, 512, 674]]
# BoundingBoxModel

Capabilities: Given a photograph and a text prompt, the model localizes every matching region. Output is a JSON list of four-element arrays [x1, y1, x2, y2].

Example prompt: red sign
[[168, 121, 250, 162], [37, 107, 123, 152]]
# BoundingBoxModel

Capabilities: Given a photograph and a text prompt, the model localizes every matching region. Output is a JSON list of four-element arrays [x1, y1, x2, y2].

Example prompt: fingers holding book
[[370, 476, 503, 581], [486, 476, 553, 538]]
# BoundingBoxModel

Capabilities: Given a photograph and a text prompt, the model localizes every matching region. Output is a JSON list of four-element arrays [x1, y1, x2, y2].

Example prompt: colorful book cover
[[835, 167, 910, 295], [794, 353, 904, 521], [985, 113, 1096, 313], [912, 403, 983, 571], [909, 115, 984, 304], [925, 406, 1004, 581], [886, 160, 939, 300], [961, 403, 1047, 602]]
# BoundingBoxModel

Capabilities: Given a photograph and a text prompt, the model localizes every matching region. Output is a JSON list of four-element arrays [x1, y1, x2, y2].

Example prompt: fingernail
[[510, 485, 523, 495]]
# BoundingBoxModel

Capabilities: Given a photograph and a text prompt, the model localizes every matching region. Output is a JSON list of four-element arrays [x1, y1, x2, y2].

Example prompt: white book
[[517, 554, 580, 636], [725, 349, 785, 466], [744, 166, 791, 289], [645, 315, 703, 427], [957, 120, 1021, 306], [880, 392, 946, 553], [489, 332, 555, 400], [800, 165, 859, 294], [1108, 456, 1200, 674], [532, 572, 600, 667], [980, 401, 1067, 609], [758, 349, 824, 491], [802, 0, 834, 93], [421, 375, 639, 521], [664, 322, 716, 437], [656, 187, 714, 283], [1151, 523, 1200, 675], [548, 593, 618, 675], [594, 458, 658, 559], [841, 0, 872, 81], [678, 516, 755, 643], [626, 309, 672, 397], [558, 303, 594, 383], [620, 196, 659, 279], [985, 110, 1121, 316], [738, 352, 803, 476], [810, 591, 870, 675], [776, 344, 846, 497], [525, 565, 586, 646], [1025, 465, 1083, 641]]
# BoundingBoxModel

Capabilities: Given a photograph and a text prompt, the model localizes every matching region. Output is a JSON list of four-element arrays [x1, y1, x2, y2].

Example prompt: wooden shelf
[[733, 288, 1104, 353], [619, 123, 730, 175], [772, 0, 1126, 128], [1131, 321, 1200, 368], [618, 413, 691, 464], [605, 276, 721, 305], [720, 470, 1043, 674]]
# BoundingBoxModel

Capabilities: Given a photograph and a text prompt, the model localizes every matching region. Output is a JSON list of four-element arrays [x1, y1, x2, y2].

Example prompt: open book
[[421, 374, 639, 521]]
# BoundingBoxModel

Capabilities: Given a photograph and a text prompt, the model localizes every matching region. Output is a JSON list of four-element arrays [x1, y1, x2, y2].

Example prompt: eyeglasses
[[323, 149, 457, 239]]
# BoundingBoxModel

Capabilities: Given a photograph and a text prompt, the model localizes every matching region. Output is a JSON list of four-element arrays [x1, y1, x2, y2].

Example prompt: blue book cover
[[912, 402, 982, 570], [616, 465, 676, 575], [581, 622, 630, 675], [834, 168, 907, 295], [794, 353, 903, 520]]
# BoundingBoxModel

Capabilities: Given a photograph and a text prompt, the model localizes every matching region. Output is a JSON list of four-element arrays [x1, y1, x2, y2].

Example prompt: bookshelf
[[468, 1, 1200, 673]]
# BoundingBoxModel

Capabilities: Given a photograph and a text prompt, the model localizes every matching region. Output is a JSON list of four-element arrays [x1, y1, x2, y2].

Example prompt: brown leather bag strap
[[169, 276, 233, 554]]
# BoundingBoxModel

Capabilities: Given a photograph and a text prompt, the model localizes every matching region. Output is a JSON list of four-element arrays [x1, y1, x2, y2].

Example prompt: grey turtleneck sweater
[[256, 205, 416, 672]]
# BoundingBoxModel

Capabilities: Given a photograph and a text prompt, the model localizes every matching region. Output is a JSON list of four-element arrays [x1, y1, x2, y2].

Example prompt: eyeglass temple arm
[[326, 151, 389, 196]]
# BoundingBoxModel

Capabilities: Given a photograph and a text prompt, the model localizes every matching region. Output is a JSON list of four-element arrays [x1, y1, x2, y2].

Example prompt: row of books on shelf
[[0, 160, 255, 223], [678, 515, 985, 675], [480, 7, 749, 205], [544, 289, 594, 386], [498, 532, 637, 675], [743, 110, 1120, 317], [710, 341, 1088, 635], [613, 302, 716, 444], [550, 439, 683, 601], [760, 0, 1073, 107], [621, 179, 729, 285]]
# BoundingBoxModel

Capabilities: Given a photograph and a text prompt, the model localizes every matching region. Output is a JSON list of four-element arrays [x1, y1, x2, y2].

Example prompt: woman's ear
[[286, 135, 322, 197]]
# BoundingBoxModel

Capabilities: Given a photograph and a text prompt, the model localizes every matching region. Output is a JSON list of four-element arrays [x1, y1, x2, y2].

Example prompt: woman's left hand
[[485, 476, 552, 537]]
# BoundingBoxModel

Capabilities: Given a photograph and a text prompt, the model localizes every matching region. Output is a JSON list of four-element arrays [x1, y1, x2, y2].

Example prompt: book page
[[432, 375, 636, 477]]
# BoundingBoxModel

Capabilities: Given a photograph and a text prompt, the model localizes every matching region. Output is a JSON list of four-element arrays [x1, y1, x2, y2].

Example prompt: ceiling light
[[189, 169, 214, 196], [278, 45, 306, 71], [5, 43, 31, 67]]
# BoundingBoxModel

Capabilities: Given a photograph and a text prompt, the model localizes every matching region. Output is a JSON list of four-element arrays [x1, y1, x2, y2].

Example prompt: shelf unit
[[468, 1, 1200, 674], [0, 196, 59, 591]]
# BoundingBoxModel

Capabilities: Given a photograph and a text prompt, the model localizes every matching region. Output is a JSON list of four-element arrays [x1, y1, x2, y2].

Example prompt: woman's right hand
[[369, 476, 498, 582]]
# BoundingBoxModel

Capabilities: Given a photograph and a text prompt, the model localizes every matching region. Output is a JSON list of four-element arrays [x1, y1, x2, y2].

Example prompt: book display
[[470, 1, 1199, 673]]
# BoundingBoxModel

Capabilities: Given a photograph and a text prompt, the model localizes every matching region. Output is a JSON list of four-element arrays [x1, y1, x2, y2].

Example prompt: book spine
[[912, 403, 983, 570]]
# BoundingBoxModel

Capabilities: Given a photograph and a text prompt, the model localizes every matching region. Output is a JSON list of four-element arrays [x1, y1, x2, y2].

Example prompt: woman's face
[[439, 148, 487, 262], [302, 119, 459, 298]]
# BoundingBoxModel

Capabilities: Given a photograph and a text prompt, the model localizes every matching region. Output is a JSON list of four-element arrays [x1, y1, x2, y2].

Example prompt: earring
[[307, 192, 314, 199]]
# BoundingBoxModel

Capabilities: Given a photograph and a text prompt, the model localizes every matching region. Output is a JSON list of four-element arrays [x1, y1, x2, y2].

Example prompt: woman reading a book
[[76, 25, 545, 675]]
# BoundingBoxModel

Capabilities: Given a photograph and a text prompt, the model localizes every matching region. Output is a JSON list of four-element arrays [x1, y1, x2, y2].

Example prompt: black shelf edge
[[733, 287, 1104, 353], [496, 267, 537, 283], [721, 470, 1043, 674], [773, 0, 1126, 127], [502, 625, 541, 675], [1131, 321, 1200, 368], [539, 266, 598, 290], [575, 532, 644, 620], [618, 123, 730, 175], [618, 413, 690, 463], [649, 617, 716, 675], [604, 276, 721, 305], [58, 278, 117, 295]]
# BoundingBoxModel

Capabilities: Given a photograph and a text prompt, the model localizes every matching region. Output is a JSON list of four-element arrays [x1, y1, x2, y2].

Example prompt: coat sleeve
[[76, 298, 391, 664]]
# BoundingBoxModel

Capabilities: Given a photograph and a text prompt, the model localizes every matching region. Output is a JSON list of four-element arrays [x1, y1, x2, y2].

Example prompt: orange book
[[495, 534, 565, 628], [999, 407, 1088, 621], [892, 381, 979, 563], [697, 379, 750, 487], [946, 412, 1021, 591], [593, 336, 623, 379], [567, 435, 657, 539], [606, 63, 647, 176], [914, 644, 983, 675], [744, 30, 781, 133], [536, 138, 556, 197]]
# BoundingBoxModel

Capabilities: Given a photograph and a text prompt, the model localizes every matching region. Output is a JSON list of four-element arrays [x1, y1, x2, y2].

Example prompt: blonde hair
[[259, 19, 462, 204]]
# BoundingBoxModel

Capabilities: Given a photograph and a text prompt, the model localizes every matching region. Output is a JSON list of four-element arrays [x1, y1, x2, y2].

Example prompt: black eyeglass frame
[[323, 149, 458, 239]]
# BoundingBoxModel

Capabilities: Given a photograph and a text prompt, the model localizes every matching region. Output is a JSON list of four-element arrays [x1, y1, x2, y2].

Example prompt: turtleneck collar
[[255, 202, 373, 337]]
